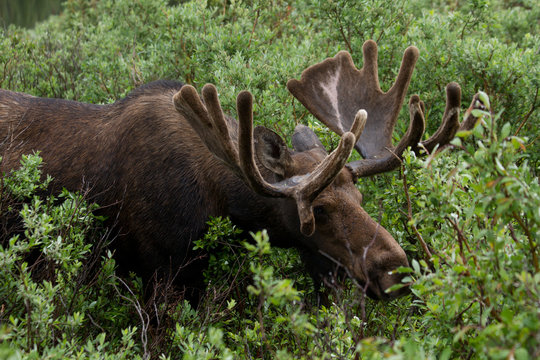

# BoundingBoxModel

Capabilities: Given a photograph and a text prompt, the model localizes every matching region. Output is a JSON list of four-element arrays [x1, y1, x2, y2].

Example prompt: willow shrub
[[0, 0, 538, 359], [0, 154, 146, 359], [390, 103, 539, 358]]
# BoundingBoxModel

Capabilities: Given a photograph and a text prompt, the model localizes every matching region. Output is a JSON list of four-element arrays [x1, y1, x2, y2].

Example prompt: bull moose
[[0, 40, 478, 300]]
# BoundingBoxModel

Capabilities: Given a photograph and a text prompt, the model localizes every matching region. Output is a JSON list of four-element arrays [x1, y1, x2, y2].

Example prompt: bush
[[0, 154, 149, 358], [392, 106, 540, 358], [0, 0, 538, 359]]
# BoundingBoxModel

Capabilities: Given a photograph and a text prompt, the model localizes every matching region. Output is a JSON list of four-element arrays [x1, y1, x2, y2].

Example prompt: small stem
[[514, 87, 538, 137], [447, 216, 478, 270], [247, 9, 260, 49], [402, 165, 433, 265], [512, 212, 539, 273]]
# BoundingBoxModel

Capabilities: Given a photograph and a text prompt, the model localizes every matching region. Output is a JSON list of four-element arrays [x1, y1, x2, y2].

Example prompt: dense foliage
[[0, 0, 538, 358]]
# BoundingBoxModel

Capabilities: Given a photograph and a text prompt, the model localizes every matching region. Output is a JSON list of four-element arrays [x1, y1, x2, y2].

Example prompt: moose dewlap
[[0, 40, 473, 300]]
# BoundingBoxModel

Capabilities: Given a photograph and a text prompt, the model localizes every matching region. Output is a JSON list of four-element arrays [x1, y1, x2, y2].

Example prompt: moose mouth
[[305, 251, 409, 301], [365, 280, 388, 300], [315, 266, 409, 301], [365, 272, 410, 300]]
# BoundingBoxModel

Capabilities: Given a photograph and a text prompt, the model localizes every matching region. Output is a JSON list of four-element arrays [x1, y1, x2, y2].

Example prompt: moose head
[[174, 40, 467, 299]]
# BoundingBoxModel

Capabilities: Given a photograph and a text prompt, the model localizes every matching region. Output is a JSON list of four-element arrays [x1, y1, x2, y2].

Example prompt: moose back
[[0, 41, 470, 300]]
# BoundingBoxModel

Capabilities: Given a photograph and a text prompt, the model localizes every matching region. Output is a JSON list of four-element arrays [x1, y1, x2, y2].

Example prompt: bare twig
[[113, 277, 151, 360], [514, 87, 538, 137], [512, 212, 539, 273]]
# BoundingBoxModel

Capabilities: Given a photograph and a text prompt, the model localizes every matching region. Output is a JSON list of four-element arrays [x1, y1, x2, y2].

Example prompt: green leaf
[[412, 259, 421, 274], [477, 90, 491, 110], [500, 122, 511, 139], [471, 109, 490, 118], [456, 130, 472, 138]]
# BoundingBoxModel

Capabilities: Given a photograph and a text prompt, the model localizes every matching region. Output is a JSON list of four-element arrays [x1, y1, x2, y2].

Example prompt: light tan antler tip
[[350, 109, 367, 140], [355, 109, 367, 123]]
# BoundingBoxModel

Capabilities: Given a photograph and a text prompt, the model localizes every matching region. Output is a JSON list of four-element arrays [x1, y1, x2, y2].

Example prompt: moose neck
[[224, 170, 303, 248]]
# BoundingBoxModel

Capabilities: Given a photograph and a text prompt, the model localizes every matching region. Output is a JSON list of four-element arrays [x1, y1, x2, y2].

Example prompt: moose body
[[0, 41, 476, 300], [0, 80, 275, 288]]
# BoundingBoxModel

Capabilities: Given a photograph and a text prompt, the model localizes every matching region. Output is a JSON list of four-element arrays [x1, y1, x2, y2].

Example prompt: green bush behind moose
[[0, 0, 538, 358]]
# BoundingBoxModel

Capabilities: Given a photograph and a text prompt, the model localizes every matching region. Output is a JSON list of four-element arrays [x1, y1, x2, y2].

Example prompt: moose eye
[[313, 205, 328, 223]]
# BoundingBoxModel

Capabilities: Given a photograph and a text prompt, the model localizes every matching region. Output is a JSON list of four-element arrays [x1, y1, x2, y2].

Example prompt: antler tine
[[387, 45, 419, 100], [419, 82, 461, 153], [346, 96, 425, 179], [235, 90, 286, 198], [200, 84, 240, 165], [361, 40, 380, 88], [349, 109, 368, 140], [460, 92, 487, 131], [394, 95, 426, 156], [201, 85, 233, 144], [174, 84, 241, 175], [173, 85, 213, 130]]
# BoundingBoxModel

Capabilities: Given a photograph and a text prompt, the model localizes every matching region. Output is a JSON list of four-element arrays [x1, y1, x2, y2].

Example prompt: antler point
[[405, 45, 420, 57], [341, 132, 356, 150], [356, 109, 367, 119], [409, 94, 421, 104], [286, 78, 300, 91], [446, 82, 461, 95], [173, 85, 199, 109], [363, 39, 377, 48], [202, 83, 218, 94], [237, 90, 253, 106]]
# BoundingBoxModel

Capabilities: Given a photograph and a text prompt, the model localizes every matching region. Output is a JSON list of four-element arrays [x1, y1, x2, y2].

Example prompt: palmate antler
[[173, 84, 366, 236], [287, 40, 464, 179]]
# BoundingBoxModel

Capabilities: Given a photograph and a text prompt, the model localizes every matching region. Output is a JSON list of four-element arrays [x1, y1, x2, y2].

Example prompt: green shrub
[[0, 154, 143, 359], [0, 0, 538, 359], [390, 105, 540, 358]]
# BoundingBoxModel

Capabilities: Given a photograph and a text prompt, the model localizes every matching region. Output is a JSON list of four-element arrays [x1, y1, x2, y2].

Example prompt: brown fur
[[0, 80, 409, 300]]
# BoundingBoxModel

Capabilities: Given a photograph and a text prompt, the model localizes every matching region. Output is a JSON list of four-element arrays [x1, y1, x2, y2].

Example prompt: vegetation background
[[0, 0, 63, 28], [0, 0, 538, 359]]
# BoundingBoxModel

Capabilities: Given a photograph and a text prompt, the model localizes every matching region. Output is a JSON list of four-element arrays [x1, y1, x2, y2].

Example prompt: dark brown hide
[[0, 80, 408, 299]]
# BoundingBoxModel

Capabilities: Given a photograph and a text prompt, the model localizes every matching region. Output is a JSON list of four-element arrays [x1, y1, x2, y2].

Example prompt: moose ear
[[253, 126, 293, 177], [291, 124, 327, 153]]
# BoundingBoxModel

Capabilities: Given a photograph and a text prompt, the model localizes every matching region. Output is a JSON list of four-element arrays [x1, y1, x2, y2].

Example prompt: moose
[[0, 40, 480, 300]]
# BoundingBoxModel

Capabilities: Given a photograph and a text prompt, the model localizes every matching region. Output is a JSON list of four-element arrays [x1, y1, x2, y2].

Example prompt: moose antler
[[173, 84, 366, 236], [287, 40, 463, 179]]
